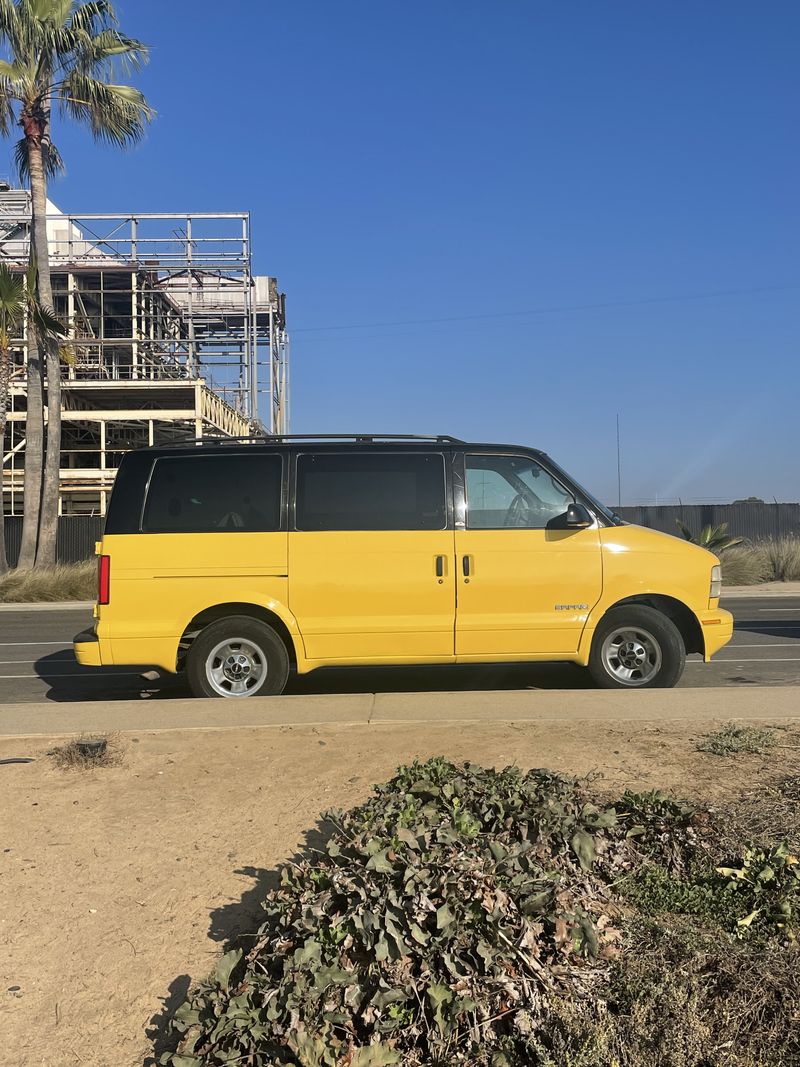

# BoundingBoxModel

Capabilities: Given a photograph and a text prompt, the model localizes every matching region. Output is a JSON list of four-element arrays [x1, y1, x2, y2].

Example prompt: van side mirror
[[565, 502, 593, 528]]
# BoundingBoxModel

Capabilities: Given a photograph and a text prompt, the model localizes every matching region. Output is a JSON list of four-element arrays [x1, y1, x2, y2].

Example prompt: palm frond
[[60, 71, 153, 145], [0, 84, 17, 136], [0, 0, 22, 45], [31, 300, 66, 336], [58, 340, 75, 366], [25, 0, 71, 25], [0, 58, 28, 81], [0, 263, 26, 315], [21, 258, 67, 339], [68, 1, 118, 37], [14, 134, 64, 180], [73, 27, 149, 73]]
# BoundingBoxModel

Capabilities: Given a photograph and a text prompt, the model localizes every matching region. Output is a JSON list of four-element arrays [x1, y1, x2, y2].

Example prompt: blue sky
[[3, 1, 798, 504]]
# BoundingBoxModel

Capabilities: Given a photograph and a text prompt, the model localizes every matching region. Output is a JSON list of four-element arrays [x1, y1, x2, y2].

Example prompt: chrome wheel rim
[[205, 638, 267, 697], [600, 626, 662, 686]]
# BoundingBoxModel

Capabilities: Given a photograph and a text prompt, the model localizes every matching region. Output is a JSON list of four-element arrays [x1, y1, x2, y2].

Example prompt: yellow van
[[74, 434, 733, 696]]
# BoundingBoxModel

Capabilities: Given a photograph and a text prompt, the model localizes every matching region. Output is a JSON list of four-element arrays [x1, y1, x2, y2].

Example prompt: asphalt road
[[0, 597, 797, 705]]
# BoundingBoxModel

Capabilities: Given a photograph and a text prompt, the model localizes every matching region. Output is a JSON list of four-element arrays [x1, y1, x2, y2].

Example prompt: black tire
[[186, 615, 289, 698], [588, 605, 685, 689]]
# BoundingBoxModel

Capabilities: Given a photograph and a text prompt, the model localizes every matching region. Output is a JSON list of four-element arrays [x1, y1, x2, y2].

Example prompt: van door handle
[[435, 555, 445, 578], [462, 555, 471, 577]]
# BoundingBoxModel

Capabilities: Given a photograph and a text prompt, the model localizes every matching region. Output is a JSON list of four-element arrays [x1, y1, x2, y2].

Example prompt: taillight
[[98, 554, 111, 605]]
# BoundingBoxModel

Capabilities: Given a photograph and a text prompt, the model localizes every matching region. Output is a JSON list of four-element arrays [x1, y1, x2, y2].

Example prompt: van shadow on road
[[728, 616, 800, 639], [33, 653, 594, 701]]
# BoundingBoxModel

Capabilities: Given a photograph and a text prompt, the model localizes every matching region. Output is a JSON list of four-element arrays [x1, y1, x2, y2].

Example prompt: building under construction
[[0, 185, 289, 515]]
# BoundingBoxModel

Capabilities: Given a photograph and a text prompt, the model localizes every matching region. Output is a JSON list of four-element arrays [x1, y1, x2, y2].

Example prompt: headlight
[[710, 564, 721, 600]]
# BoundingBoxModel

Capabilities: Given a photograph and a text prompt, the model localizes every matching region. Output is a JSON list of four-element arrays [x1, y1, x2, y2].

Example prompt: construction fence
[[3, 503, 799, 568], [615, 503, 800, 542], [4, 516, 102, 567]]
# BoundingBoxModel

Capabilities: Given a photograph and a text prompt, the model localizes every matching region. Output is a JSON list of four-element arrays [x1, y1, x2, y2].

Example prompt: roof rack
[[155, 433, 464, 448]]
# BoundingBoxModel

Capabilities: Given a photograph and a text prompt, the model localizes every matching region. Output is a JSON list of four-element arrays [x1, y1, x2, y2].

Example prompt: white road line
[[726, 643, 799, 647], [0, 653, 71, 661], [757, 608, 800, 612], [0, 672, 144, 679], [0, 641, 71, 647], [689, 658, 800, 664]]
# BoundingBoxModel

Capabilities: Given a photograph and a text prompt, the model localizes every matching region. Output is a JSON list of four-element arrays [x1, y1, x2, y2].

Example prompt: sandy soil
[[2, 717, 799, 1067]]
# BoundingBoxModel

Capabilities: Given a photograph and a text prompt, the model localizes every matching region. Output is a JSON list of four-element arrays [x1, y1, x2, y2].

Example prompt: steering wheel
[[504, 493, 534, 527]]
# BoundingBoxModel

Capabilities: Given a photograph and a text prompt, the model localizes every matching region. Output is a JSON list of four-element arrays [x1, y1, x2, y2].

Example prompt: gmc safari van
[[74, 434, 733, 696]]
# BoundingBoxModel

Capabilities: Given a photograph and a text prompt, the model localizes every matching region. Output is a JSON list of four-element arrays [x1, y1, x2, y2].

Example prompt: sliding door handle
[[462, 555, 471, 577], [435, 554, 445, 578]]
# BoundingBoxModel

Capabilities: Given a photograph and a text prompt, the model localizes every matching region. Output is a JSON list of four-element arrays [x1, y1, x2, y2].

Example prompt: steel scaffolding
[[0, 187, 289, 515]]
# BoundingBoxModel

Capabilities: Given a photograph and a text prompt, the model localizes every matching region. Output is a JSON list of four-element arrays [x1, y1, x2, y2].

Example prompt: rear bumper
[[700, 608, 734, 660], [73, 627, 103, 668]]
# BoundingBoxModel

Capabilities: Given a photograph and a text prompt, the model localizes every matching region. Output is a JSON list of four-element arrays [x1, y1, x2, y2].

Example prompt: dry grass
[[696, 723, 781, 756], [47, 733, 123, 771], [720, 544, 773, 586], [725, 774, 800, 852], [761, 536, 800, 581], [721, 537, 800, 585], [0, 560, 96, 602]]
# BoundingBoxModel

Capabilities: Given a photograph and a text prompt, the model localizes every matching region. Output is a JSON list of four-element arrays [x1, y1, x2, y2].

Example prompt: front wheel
[[186, 616, 289, 698], [588, 605, 685, 689]]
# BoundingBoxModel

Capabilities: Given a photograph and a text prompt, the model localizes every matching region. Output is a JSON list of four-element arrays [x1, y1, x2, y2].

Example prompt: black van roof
[[144, 434, 546, 456]]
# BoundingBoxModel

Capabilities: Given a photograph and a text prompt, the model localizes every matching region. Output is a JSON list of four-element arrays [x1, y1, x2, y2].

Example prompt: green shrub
[[162, 760, 800, 1067]]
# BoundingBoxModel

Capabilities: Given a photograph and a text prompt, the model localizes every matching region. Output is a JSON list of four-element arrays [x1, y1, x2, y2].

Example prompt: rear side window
[[295, 452, 447, 531], [142, 454, 282, 532]]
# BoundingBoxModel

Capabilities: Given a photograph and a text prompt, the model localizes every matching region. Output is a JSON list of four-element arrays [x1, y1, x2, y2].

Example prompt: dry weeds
[[0, 559, 96, 602], [47, 733, 123, 771]]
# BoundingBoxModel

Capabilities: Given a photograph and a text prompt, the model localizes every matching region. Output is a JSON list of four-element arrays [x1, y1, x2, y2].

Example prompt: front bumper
[[700, 607, 734, 660], [74, 627, 103, 668]]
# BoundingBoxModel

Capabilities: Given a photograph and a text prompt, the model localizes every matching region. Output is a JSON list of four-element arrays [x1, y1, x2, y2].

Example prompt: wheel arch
[[177, 602, 302, 672], [589, 594, 704, 656]]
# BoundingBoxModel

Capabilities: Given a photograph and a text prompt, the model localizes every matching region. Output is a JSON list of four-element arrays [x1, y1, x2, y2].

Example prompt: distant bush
[[0, 560, 95, 602], [761, 536, 800, 582], [720, 544, 772, 586], [163, 759, 800, 1067], [718, 537, 800, 586]]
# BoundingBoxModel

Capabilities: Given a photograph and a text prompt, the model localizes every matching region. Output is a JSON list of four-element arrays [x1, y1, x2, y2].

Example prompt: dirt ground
[[2, 716, 799, 1067]]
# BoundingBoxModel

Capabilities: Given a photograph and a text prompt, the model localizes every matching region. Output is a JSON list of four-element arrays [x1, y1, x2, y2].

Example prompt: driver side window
[[465, 454, 574, 529]]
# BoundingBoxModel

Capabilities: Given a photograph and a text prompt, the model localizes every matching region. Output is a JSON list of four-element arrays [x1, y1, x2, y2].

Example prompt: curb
[[1, 685, 798, 737], [722, 585, 800, 599]]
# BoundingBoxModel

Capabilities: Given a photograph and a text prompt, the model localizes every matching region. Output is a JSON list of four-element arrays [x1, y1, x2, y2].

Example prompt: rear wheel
[[588, 605, 685, 689], [187, 616, 289, 698]]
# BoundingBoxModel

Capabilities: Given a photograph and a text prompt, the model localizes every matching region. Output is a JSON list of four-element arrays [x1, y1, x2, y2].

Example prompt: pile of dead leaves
[[163, 759, 797, 1067]]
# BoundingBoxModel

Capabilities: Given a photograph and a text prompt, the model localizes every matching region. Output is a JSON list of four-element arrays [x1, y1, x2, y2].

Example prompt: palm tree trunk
[[17, 328, 43, 570], [0, 496, 6, 575], [0, 350, 9, 574], [28, 143, 61, 567]]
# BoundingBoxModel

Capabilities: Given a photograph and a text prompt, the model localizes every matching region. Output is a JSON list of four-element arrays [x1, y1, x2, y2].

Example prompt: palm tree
[[675, 519, 743, 554], [0, 260, 64, 573], [0, 0, 152, 567]]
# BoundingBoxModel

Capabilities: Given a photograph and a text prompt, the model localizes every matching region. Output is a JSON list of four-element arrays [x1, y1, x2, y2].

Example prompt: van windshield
[[542, 457, 623, 526]]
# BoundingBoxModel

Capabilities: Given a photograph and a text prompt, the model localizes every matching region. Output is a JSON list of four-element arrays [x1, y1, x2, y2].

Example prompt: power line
[[292, 283, 799, 335]]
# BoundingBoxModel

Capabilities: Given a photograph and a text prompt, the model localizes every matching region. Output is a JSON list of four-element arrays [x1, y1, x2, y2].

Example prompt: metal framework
[[0, 187, 289, 515]]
